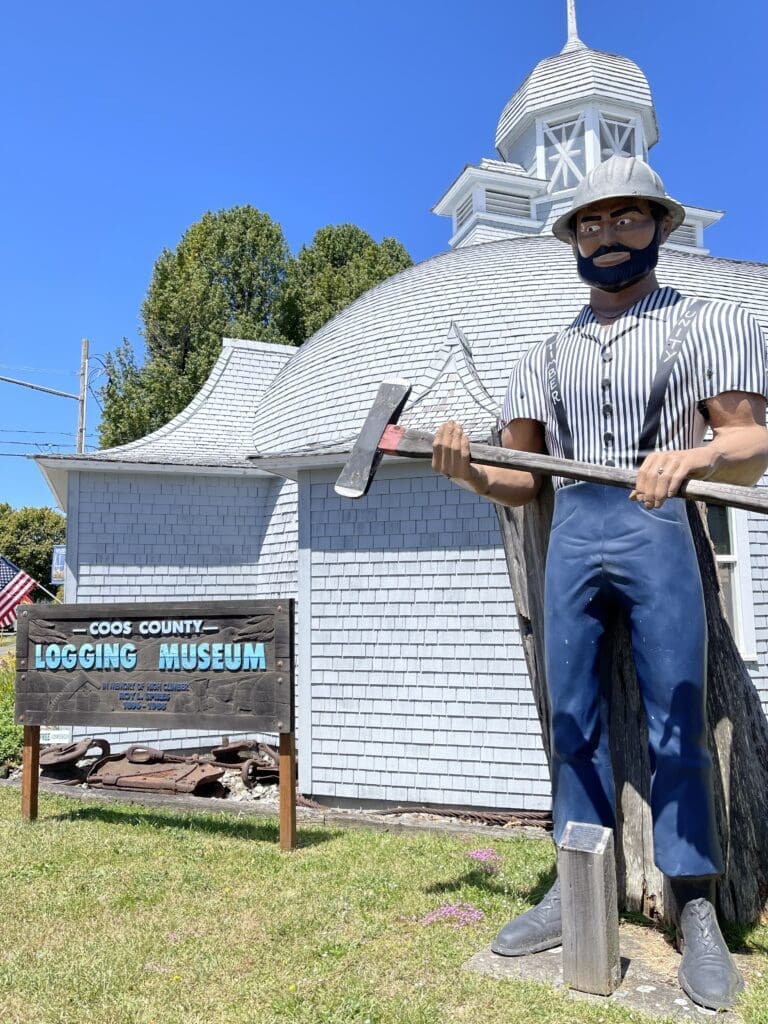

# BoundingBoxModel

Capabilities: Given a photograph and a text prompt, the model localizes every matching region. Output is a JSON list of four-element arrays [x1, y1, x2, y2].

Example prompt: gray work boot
[[491, 878, 562, 956], [678, 899, 745, 1011]]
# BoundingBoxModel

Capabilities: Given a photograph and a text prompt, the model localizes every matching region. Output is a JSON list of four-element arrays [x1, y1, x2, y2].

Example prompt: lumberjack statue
[[431, 156, 768, 1011]]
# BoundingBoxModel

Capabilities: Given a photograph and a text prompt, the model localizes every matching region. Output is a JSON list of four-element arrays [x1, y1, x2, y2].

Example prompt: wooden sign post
[[279, 731, 297, 851], [558, 821, 621, 996], [21, 725, 40, 821], [15, 599, 297, 849]]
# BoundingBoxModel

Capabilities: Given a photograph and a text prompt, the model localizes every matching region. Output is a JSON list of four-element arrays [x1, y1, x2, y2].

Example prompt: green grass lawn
[[0, 790, 766, 1024]]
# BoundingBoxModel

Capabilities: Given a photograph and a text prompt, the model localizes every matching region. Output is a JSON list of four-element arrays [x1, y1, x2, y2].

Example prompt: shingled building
[[37, 9, 768, 812]]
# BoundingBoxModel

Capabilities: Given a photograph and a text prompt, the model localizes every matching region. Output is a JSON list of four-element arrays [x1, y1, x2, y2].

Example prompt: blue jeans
[[544, 483, 722, 877]]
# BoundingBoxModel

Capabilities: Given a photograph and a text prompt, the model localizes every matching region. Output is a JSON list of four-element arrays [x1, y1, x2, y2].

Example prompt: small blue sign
[[51, 545, 66, 586]]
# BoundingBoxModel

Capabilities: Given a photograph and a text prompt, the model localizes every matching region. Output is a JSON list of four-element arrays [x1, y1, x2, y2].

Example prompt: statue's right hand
[[432, 421, 484, 490]]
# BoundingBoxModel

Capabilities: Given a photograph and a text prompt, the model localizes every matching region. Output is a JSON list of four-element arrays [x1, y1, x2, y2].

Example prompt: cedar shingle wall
[[305, 464, 551, 809]]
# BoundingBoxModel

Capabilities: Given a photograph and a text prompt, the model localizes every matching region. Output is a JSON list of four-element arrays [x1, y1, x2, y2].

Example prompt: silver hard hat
[[552, 155, 686, 243]]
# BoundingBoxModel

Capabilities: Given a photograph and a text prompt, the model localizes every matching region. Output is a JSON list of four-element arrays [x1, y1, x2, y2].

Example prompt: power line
[[0, 452, 47, 458], [0, 441, 81, 450], [0, 363, 78, 376], [0, 440, 75, 448], [0, 427, 97, 437], [88, 383, 103, 413], [0, 452, 77, 459]]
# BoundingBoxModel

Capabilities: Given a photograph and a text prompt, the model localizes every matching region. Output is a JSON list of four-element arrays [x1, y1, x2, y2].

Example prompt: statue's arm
[[632, 391, 768, 508], [431, 418, 547, 507], [700, 392, 768, 485]]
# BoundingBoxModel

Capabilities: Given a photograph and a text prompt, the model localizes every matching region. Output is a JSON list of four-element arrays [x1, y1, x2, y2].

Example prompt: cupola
[[495, 0, 657, 178], [433, 1, 722, 253]]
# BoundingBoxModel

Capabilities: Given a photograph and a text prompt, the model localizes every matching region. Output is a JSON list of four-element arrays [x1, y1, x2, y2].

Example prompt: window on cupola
[[542, 115, 586, 190], [599, 115, 639, 160]]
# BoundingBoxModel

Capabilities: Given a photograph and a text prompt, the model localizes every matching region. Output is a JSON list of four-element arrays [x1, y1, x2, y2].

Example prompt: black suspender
[[634, 298, 705, 467], [545, 332, 575, 460], [544, 297, 705, 467]]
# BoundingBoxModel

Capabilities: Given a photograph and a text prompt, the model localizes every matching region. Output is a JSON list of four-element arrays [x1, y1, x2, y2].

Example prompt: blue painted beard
[[576, 227, 662, 293]]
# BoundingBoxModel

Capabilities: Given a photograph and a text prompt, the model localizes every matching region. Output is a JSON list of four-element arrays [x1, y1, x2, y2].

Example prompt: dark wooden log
[[494, 480, 555, 760], [495, 488, 768, 926]]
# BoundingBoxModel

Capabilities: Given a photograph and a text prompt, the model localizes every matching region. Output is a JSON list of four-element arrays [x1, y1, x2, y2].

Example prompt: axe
[[335, 379, 768, 515]]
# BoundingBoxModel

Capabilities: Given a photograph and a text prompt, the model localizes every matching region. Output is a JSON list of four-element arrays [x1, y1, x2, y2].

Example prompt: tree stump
[[495, 483, 768, 926]]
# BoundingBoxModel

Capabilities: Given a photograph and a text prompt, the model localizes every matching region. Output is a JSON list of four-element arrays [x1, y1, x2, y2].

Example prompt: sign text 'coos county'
[[16, 600, 294, 732]]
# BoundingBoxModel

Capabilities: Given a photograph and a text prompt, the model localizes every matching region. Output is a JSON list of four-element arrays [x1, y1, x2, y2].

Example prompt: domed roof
[[495, 44, 658, 155], [251, 238, 768, 460]]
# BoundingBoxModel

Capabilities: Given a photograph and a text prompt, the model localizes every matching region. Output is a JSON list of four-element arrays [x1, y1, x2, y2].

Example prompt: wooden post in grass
[[21, 725, 40, 821], [279, 731, 297, 851], [558, 821, 621, 996]]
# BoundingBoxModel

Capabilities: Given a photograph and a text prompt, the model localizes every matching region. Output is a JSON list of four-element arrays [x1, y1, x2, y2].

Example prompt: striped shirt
[[501, 287, 768, 490]]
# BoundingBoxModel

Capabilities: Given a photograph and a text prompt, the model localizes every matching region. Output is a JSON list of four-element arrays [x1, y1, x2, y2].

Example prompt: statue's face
[[572, 197, 672, 293]]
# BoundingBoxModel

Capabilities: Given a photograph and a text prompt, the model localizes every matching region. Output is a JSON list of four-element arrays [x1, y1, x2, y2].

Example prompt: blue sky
[[2, 0, 766, 510]]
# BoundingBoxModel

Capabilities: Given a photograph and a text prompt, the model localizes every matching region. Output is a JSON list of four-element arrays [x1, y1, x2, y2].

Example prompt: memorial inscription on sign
[[15, 599, 294, 733]]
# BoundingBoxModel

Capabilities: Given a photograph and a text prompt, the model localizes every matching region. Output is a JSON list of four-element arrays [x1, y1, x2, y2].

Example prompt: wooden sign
[[15, 599, 297, 849], [15, 600, 294, 733]]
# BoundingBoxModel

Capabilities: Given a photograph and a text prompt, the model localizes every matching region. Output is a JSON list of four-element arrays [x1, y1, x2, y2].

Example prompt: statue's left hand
[[630, 448, 717, 508], [631, 392, 768, 508]]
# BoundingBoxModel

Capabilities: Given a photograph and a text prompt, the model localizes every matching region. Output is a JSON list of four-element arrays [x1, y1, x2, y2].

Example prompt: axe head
[[335, 379, 411, 498]]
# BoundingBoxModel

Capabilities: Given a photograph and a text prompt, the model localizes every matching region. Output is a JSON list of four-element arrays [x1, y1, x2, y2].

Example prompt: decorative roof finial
[[562, 0, 586, 52]]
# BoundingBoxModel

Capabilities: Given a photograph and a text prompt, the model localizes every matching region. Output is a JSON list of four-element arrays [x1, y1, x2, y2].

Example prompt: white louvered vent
[[456, 194, 474, 229], [485, 191, 531, 219], [668, 223, 699, 248]]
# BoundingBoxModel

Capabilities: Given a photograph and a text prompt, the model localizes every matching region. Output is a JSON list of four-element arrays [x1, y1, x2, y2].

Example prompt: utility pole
[[0, 338, 90, 453], [76, 338, 89, 455]]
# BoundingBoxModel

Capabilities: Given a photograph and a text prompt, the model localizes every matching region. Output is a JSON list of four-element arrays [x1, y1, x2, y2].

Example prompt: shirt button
[[604, 432, 614, 445], [602, 403, 613, 417], [605, 459, 616, 467], [602, 351, 612, 363], [601, 377, 611, 389]]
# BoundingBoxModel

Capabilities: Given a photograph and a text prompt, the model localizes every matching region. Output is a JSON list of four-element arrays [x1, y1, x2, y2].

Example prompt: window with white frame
[[542, 115, 586, 190], [706, 505, 757, 659], [599, 114, 640, 160]]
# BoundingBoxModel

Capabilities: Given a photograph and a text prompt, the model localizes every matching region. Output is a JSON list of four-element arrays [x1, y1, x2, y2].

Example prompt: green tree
[[0, 505, 65, 594], [99, 340, 159, 448], [279, 225, 412, 343], [99, 212, 412, 447], [99, 206, 292, 447], [0, 654, 23, 766]]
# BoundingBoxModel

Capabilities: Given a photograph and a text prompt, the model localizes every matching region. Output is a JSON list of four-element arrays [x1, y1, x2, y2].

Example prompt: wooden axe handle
[[379, 425, 768, 515]]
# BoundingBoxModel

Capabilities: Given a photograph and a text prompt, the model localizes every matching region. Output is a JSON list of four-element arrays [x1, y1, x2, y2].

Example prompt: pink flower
[[421, 902, 485, 928], [466, 849, 502, 874]]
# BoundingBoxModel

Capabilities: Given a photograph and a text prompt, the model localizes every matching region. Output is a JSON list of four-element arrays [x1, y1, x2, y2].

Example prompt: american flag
[[0, 556, 36, 628]]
